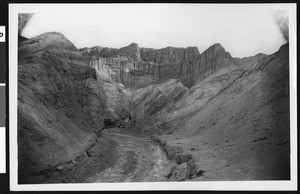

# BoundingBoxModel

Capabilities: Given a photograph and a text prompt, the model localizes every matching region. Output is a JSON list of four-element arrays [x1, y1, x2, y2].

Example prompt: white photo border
[[9, 3, 297, 191]]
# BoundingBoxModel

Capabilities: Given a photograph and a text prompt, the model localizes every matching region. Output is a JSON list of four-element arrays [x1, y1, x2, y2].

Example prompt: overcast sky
[[21, 4, 288, 58]]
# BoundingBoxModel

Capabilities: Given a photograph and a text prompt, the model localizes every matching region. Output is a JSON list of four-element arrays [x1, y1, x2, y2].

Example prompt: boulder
[[103, 119, 115, 128], [56, 165, 64, 171], [169, 162, 191, 181]]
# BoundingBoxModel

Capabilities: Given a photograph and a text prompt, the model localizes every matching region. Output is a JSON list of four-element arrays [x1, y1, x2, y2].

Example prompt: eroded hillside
[[18, 32, 130, 183], [155, 44, 290, 180]]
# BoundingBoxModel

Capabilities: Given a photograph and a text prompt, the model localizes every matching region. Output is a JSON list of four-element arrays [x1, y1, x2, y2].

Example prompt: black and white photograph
[[9, 3, 297, 191]]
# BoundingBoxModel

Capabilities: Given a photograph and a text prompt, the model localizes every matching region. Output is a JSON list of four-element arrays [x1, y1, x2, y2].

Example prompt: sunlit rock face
[[87, 56, 158, 88]]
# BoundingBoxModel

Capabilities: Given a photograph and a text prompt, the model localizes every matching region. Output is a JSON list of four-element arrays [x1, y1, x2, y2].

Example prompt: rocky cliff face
[[80, 43, 240, 88], [18, 32, 109, 183], [167, 43, 237, 87], [192, 43, 235, 78], [88, 56, 157, 88]]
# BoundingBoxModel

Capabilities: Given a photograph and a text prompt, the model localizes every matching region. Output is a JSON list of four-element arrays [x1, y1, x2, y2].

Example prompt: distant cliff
[[140, 46, 199, 63], [80, 43, 243, 88]]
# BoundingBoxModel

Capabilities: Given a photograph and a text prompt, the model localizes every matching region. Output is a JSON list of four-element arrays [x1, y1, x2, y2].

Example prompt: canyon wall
[[18, 32, 109, 183]]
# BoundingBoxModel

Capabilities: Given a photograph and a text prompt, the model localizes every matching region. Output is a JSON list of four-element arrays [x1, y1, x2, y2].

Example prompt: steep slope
[[18, 32, 108, 183], [159, 43, 290, 180], [157, 63, 244, 120], [126, 79, 188, 119]]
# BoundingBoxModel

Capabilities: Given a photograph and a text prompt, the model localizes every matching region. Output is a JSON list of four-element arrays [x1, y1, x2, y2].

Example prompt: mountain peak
[[129, 42, 139, 47], [209, 43, 225, 50], [278, 43, 288, 52], [116, 42, 141, 60], [21, 31, 77, 51], [202, 43, 229, 57]]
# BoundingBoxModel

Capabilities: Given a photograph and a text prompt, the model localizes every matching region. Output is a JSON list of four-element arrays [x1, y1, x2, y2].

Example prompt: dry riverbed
[[85, 128, 173, 182], [24, 126, 177, 183]]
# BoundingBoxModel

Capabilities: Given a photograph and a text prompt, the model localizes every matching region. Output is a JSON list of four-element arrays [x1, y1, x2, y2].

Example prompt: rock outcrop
[[168, 162, 191, 181], [115, 43, 141, 61]]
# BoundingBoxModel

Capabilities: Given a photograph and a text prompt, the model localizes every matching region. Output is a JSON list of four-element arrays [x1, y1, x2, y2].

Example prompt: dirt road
[[85, 128, 172, 183], [26, 126, 173, 184]]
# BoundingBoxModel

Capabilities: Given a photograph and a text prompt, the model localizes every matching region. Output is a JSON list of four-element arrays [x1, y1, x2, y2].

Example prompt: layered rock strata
[[81, 43, 241, 88]]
